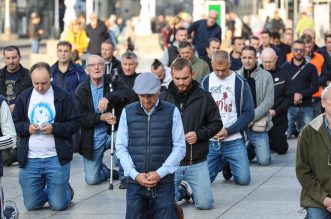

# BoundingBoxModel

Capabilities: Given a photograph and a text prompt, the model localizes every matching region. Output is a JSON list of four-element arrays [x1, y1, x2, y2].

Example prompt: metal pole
[[294, 0, 298, 38], [253, 0, 257, 16], [4, 0, 10, 34], [54, 0, 60, 38]]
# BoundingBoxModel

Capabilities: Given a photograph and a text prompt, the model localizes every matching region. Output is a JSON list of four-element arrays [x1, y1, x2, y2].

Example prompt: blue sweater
[[51, 61, 87, 95], [188, 19, 222, 57], [201, 72, 255, 136]]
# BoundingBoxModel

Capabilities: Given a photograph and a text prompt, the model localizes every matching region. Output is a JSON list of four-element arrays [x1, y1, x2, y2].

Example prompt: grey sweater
[[238, 66, 274, 130]]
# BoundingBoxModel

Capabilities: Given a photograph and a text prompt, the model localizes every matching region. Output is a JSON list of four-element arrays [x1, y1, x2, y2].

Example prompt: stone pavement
[[2, 139, 305, 219]]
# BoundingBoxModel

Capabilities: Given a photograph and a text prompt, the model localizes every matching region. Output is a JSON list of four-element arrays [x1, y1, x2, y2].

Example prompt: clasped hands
[[135, 171, 161, 188], [29, 123, 52, 135]]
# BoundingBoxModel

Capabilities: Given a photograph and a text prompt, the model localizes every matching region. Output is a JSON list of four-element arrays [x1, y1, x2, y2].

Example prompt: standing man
[[51, 41, 87, 95], [161, 27, 189, 67], [282, 40, 319, 138], [230, 37, 244, 71], [188, 10, 222, 57], [116, 72, 186, 218], [29, 12, 44, 54], [0, 46, 32, 166], [101, 39, 123, 78], [202, 51, 254, 184], [201, 38, 221, 72], [178, 41, 210, 82], [86, 13, 109, 56], [161, 57, 222, 209], [12, 62, 80, 211], [296, 85, 331, 219], [238, 46, 274, 165], [261, 48, 293, 154], [74, 55, 128, 185]]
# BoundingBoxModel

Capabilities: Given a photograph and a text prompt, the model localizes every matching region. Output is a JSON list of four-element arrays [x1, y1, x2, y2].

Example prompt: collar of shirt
[[140, 98, 159, 115], [323, 115, 331, 137]]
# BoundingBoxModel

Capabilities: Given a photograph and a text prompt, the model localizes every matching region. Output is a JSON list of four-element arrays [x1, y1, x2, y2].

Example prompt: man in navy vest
[[116, 72, 186, 219]]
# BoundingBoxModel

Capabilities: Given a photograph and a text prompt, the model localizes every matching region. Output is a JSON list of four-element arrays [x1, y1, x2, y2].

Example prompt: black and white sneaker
[[180, 181, 192, 202], [3, 201, 19, 219]]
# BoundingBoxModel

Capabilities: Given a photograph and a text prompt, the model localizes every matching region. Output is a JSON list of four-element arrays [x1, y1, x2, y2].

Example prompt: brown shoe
[[175, 202, 184, 219]]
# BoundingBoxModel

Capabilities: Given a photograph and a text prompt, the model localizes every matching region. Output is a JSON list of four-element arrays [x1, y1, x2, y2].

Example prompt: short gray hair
[[86, 55, 105, 66], [321, 85, 331, 100], [121, 51, 138, 63]]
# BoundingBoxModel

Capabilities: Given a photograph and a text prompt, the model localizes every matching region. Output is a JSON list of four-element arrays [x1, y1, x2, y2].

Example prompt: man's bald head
[[261, 48, 277, 59], [207, 10, 218, 27], [261, 48, 278, 71]]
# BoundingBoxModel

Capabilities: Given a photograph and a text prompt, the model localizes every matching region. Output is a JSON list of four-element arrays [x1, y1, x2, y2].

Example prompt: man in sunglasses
[[296, 85, 331, 219], [281, 40, 319, 138]]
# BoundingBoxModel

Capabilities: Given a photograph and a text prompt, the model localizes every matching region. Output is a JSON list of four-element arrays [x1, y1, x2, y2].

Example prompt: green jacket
[[296, 114, 331, 209], [192, 56, 210, 83]]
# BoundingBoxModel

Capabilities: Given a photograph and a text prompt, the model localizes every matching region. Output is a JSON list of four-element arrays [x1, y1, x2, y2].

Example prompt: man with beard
[[161, 27, 189, 67], [160, 57, 222, 209], [282, 40, 319, 138], [0, 46, 32, 166]]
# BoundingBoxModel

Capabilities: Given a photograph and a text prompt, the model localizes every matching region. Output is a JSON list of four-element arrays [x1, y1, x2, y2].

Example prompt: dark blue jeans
[[126, 181, 177, 219]]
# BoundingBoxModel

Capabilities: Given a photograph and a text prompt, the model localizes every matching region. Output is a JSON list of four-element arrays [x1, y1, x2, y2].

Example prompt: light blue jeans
[[83, 142, 110, 185], [208, 138, 251, 185], [245, 128, 271, 165], [305, 207, 331, 219], [287, 106, 313, 138], [175, 161, 213, 209], [19, 156, 72, 211], [31, 39, 40, 54]]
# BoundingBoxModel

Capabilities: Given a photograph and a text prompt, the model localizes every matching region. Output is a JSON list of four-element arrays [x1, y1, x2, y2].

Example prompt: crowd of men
[[0, 9, 330, 219]]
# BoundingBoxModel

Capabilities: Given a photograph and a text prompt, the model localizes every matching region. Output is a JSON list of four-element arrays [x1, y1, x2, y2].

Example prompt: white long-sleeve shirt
[[0, 101, 16, 150]]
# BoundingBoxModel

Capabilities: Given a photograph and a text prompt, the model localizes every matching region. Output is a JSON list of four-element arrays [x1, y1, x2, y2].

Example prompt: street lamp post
[[4, 0, 10, 34]]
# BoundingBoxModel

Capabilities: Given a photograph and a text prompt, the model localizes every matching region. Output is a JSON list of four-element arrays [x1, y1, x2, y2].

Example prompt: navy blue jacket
[[281, 60, 319, 107], [51, 61, 87, 95], [12, 85, 81, 167], [188, 19, 222, 57], [201, 72, 255, 136], [126, 101, 174, 184]]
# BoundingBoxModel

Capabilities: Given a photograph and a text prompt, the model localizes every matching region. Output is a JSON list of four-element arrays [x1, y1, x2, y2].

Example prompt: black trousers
[[268, 116, 289, 154]]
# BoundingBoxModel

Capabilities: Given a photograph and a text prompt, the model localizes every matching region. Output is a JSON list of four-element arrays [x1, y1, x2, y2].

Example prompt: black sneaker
[[180, 181, 191, 202], [247, 144, 256, 161], [112, 169, 119, 180], [68, 183, 74, 201], [119, 178, 128, 189], [222, 163, 232, 180], [3, 201, 19, 219]]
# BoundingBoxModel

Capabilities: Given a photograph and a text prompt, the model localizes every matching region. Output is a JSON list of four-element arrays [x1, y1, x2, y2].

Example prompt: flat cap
[[133, 72, 161, 95]]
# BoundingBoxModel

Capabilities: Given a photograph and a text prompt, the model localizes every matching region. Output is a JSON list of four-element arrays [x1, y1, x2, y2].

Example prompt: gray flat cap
[[133, 72, 161, 95]]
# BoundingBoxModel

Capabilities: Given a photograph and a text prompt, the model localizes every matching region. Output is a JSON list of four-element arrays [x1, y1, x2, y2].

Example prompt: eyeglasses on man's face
[[293, 48, 305, 53]]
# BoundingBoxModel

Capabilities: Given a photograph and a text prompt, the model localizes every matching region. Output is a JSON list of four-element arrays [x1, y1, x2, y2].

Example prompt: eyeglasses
[[293, 48, 305, 53], [87, 63, 104, 68]]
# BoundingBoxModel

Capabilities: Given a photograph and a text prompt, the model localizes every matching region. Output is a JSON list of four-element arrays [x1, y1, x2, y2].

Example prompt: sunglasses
[[293, 48, 305, 53]]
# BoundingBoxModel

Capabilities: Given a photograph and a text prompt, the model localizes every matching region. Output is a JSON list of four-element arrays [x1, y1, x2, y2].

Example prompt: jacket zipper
[[146, 115, 151, 172]]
